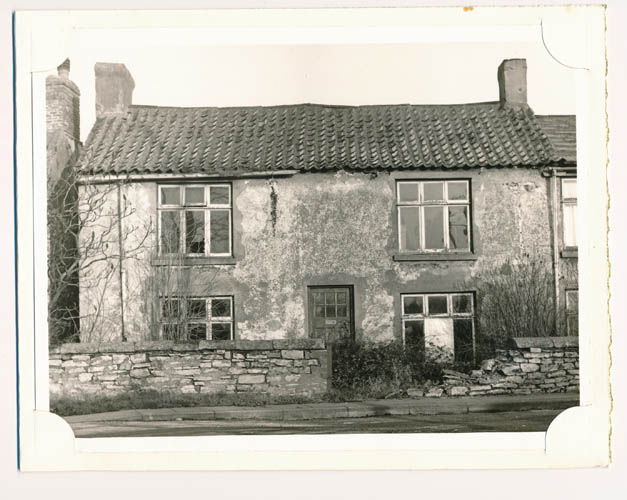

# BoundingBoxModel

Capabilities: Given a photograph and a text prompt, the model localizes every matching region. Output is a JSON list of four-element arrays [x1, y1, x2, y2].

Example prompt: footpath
[[63, 392, 578, 424]]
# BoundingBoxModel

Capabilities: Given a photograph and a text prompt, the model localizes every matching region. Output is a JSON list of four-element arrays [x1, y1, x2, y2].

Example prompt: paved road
[[70, 409, 561, 438]]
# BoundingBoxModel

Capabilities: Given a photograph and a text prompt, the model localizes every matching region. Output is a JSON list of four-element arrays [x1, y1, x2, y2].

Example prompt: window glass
[[162, 299, 180, 319], [160, 186, 180, 205], [404, 320, 424, 346], [452, 294, 473, 314], [427, 295, 448, 315], [210, 186, 230, 205], [447, 181, 468, 201], [188, 324, 207, 341], [210, 210, 230, 254], [562, 179, 577, 199], [211, 298, 231, 318], [336, 305, 348, 318], [162, 324, 180, 340], [185, 211, 205, 254], [403, 295, 423, 315], [187, 299, 206, 319], [336, 292, 347, 304], [160, 211, 180, 253], [453, 318, 474, 362], [185, 187, 205, 205], [448, 206, 469, 250], [212, 323, 232, 341], [423, 182, 444, 202], [563, 204, 577, 247], [399, 207, 421, 251], [398, 183, 419, 202], [424, 206, 445, 249]]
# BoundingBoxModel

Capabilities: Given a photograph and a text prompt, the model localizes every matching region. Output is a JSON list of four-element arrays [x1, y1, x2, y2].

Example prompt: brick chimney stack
[[94, 62, 135, 118], [46, 58, 81, 183], [497, 58, 527, 105]]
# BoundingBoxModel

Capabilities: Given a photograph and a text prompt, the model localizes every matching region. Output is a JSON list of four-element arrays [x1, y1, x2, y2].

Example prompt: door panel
[[308, 287, 353, 343]]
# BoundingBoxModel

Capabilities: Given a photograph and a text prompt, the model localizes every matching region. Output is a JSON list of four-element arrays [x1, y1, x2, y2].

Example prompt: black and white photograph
[[13, 6, 612, 471]]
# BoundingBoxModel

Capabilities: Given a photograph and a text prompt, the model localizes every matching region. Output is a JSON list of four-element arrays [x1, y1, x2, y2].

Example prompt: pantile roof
[[78, 102, 573, 175], [536, 115, 577, 164]]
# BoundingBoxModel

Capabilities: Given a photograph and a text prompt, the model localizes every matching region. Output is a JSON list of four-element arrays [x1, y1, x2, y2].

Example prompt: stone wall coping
[[508, 336, 579, 349], [50, 338, 326, 355]]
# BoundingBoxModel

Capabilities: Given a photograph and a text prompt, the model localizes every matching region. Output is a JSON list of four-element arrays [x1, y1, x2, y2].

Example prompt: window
[[158, 184, 232, 256], [401, 292, 475, 362], [561, 178, 577, 248], [397, 180, 471, 253], [160, 296, 234, 341], [565, 290, 578, 336]]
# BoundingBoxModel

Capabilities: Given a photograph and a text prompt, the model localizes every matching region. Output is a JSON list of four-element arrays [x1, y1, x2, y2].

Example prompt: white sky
[[64, 37, 576, 142]]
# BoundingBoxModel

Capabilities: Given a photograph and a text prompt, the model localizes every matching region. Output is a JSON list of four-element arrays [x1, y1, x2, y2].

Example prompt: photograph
[[46, 38, 578, 439], [13, 6, 611, 471]]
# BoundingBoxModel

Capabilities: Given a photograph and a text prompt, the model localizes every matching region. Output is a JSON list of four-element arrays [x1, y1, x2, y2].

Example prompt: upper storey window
[[158, 184, 232, 257], [561, 178, 577, 248], [397, 180, 471, 253]]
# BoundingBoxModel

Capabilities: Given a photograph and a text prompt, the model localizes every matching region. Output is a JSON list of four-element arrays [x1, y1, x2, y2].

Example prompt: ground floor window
[[565, 289, 578, 336], [401, 292, 475, 362], [161, 296, 234, 341]]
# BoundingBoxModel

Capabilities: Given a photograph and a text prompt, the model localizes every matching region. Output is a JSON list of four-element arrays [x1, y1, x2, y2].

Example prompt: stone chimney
[[497, 58, 527, 105], [94, 62, 135, 118], [46, 58, 80, 183]]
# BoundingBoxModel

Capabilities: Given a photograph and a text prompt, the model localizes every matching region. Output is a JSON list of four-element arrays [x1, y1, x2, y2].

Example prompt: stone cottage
[[47, 58, 577, 363]]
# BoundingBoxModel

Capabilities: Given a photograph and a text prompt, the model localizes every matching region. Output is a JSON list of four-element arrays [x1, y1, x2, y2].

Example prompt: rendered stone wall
[[416, 337, 579, 398], [49, 339, 329, 397]]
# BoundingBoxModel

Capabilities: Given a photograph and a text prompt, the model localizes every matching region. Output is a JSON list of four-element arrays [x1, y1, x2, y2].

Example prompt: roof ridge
[[127, 101, 510, 112]]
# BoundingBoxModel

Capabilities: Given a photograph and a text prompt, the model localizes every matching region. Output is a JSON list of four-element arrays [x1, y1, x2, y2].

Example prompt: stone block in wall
[[271, 339, 325, 350], [281, 350, 304, 360], [552, 337, 579, 348], [98, 342, 137, 353], [171, 343, 200, 352], [234, 340, 274, 350], [508, 337, 554, 349], [447, 386, 469, 396], [238, 374, 265, 384], [134, 341, 175, 352], [130, 368, 151, 378], [58, 343, 100, 354], [498, 365, 521, 376], [520, 363, 540, 373]]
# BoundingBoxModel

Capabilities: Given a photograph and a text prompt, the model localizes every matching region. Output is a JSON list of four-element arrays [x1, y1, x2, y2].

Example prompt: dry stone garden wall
[[415, 337, 579, 398], [49, 339, 329, 397]]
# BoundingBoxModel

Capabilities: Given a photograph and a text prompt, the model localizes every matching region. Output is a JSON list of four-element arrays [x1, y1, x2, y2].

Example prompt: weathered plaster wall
[[49, 339, 328, 397], [79, 168, 552, 343]]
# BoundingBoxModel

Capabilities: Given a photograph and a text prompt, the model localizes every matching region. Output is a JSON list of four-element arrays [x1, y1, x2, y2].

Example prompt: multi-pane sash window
[[565, 290, 578, 336], [397, 180, 471, 252], [561, 178, 577, 248], [401, 292, 475, 362], [159, 184, 232, 256], [161, 296, 234, 341]]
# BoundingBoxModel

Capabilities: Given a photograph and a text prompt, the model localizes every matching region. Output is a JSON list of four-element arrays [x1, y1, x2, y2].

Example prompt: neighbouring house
[[47, 58, 577, 362]]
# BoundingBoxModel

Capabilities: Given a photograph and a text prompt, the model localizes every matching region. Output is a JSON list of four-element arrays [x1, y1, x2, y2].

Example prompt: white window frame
[[396, 180, 471, 253], [401, 292, 475, 349], [561, 178, 577, 249], [157, 184, 232, 257], [160, 296, 234, 341]]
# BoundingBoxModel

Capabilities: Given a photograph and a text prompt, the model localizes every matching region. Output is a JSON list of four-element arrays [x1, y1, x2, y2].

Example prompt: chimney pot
[[95, 62, 135, 118], [57, 58, 70, 79], [497, 58, 527, 105]]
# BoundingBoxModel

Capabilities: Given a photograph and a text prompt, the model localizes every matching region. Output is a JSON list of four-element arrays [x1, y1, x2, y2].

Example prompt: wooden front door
[[308, 286, 354, 343]]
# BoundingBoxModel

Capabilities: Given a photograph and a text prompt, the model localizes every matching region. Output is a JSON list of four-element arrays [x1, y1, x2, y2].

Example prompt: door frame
[[307, 284, 355, 341]]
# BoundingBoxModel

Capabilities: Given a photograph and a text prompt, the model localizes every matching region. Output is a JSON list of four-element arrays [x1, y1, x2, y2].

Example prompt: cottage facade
[[47, 58, 577, 361]]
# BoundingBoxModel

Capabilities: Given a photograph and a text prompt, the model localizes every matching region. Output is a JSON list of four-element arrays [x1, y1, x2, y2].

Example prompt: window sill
[[152, 256, 238, 266], [560, 248, 578, 259], [393, 252, 478, 262]]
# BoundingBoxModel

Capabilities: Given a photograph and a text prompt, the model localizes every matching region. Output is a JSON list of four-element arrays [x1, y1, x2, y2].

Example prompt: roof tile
[[79, 102, 573, 175]]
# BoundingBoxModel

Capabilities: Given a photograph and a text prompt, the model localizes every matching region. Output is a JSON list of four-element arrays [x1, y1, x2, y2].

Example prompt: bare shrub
[[473, 253, 559, 348]]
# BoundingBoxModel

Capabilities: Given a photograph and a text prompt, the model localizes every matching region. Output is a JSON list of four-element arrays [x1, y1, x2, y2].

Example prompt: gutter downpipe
[[116, 182, 127, 342], [550, 168, 561, 336]]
